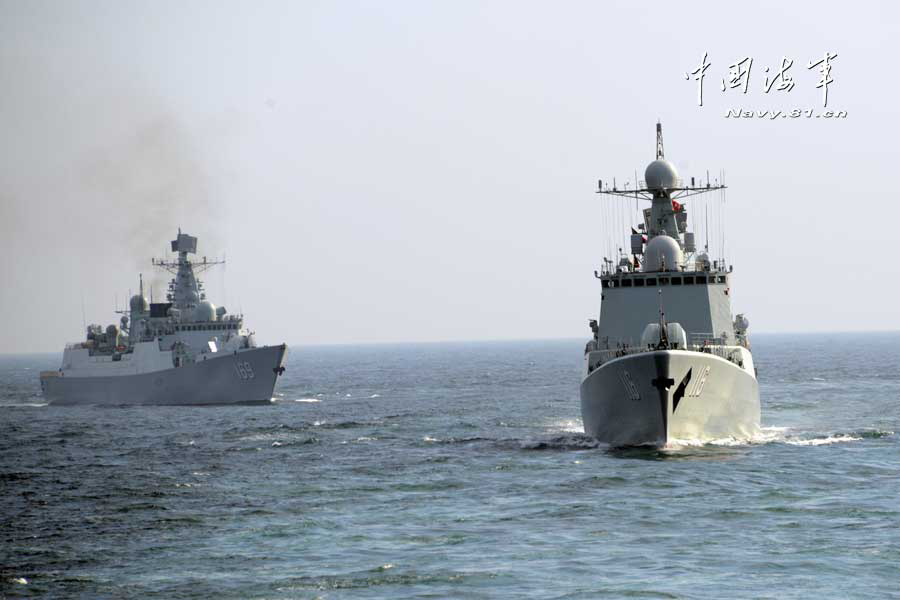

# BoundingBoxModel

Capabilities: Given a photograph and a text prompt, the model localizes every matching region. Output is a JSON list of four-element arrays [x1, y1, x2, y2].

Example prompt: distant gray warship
[[581, 124, 760, 447], [40, 230, 287, 405]]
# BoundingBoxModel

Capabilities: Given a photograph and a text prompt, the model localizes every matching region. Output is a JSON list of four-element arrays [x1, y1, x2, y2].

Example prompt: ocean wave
[[224, 421, 369, 439], [275, 569, 490, 591], [784, 434, 863, 446], [271, 437, 319, 447], [422, 435, 491, 445], [519, 434, 601, 451]]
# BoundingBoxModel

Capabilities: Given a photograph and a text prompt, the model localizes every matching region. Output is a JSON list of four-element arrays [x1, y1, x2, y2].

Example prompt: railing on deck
[[588, 340, 746, 370]]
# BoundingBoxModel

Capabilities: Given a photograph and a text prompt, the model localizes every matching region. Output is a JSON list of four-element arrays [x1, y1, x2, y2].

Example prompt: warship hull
[[41, 344, 287, 406], [580, 349, 759, 447]]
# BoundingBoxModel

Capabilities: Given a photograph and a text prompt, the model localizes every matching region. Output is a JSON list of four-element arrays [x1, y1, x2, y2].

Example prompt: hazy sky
[[1, 0, 898, 353]]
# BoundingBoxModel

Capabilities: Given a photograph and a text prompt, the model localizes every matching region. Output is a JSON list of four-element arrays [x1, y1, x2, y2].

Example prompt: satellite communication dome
[[130, 294, 149, 312], [644, 159, 680, 191], [643, 234, 683, 272], [194, 300, 217, 322]]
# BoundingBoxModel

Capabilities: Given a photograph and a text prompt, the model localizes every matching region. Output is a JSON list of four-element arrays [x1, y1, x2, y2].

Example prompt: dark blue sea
[[2, 333, 899, 598]]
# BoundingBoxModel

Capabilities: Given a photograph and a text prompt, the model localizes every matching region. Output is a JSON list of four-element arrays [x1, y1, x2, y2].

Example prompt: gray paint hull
[[580, 350, 759, 447], [41, 344, 288, 406]]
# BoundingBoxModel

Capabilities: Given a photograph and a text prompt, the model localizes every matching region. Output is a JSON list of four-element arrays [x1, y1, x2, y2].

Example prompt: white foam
[[11, 577, 27, 585], [667, 427, 867, 449], [552, 419, 584, 433], [785, 434, 862, 446], [369, 394, 381, 398], [666, 437, 746, 448], [294, 398, 320, 403], [423, 436, 439, 443], [667, 426, 788, 448]]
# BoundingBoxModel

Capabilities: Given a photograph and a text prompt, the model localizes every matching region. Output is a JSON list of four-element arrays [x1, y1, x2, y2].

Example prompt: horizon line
[[6, 328, 900, 356]]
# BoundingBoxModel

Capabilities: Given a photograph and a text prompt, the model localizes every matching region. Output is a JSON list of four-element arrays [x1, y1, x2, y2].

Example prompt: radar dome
[[644, 159, 680, 191], [642, 234, 683, 272], [695, 252, 710, 270], [194, 300, 217, 322], [129, 294, 149, 312]]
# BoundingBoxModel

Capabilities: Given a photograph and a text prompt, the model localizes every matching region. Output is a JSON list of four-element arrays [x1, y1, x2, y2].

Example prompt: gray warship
[[581, 124, 760, 447], [40, 230, 287, 406]]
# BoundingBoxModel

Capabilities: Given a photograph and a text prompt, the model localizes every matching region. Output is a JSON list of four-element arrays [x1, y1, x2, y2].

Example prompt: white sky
[[1, 0, 898, 353]]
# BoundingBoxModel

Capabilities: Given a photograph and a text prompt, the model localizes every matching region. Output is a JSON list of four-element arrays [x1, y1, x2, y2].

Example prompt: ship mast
[[593, 123, 730, 274], [151, 229, 225, 310], [595, 123, 726, 202], [656, 122, 665, 160]]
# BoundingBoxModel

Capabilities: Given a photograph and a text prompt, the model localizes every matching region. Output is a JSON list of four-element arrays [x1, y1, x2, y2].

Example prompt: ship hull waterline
[[580, 349, 760, 448], [41, 344, 287, 406]]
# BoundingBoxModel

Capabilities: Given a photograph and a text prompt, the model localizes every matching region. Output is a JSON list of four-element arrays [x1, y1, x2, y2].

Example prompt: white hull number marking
[[235, 360, 255, 381], [688, 365, 710, 397], [619, 370, 641, 401]]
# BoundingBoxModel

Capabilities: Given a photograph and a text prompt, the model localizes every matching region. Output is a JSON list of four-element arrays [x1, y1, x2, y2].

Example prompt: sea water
[[1, 333, 899, 598]]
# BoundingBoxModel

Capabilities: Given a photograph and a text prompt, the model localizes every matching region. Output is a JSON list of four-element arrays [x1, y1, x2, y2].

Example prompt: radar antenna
[[656, 121, 665, 160], [151, 231, 225, 275], [595, 122, 727, 202]]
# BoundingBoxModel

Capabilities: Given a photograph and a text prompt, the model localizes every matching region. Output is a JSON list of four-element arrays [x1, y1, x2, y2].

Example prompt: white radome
[[194, 300, 217, 322], [642, 234, 683, 272], [644, 159, 680, 191], [130, 294, 149, 312]]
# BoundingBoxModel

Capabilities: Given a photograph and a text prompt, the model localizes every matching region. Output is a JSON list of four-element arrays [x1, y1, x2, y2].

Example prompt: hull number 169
[[235, 361, 255, 381]]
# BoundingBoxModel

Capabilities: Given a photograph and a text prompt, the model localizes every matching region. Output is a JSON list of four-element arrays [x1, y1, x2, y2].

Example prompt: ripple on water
[[2, 337, 900, 598]]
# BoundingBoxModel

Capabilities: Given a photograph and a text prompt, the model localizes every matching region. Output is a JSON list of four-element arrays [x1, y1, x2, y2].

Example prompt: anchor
[[651, 375, 674, 393]]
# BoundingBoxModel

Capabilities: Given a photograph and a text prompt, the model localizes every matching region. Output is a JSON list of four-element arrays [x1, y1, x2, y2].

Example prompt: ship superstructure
[[40, 230, 287, 405], [580, 124, 760, 447]]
